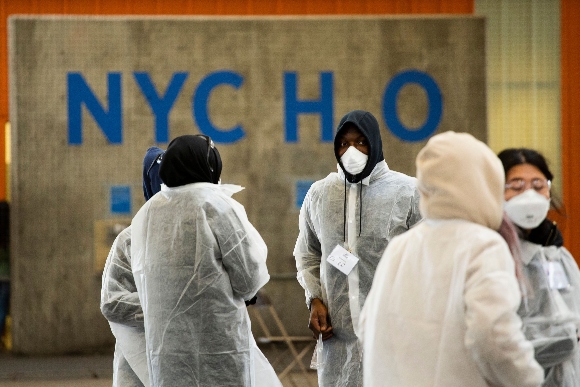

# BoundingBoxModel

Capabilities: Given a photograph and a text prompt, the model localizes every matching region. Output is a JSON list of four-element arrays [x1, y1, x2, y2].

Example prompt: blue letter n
[[67, 72, 122, 145]]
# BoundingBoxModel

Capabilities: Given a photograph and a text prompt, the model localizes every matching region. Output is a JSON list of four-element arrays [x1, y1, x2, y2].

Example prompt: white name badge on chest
[[544, 261, 571, 290], [327, 245, 359, 275]]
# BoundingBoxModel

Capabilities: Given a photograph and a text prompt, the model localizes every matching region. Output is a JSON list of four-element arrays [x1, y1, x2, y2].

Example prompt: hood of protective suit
[[159, 134, 222, 186], [334, 110, 385, 183], [142, 146, 165, 201], [416, 131, 504, 230]]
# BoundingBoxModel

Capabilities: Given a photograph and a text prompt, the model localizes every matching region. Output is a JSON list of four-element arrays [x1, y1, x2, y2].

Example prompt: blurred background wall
[[9, 14, 486, 354], [0, 0, 578, 356]]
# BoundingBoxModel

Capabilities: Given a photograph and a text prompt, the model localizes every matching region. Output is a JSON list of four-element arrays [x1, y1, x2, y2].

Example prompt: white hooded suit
[[359, 131, 544, 387]]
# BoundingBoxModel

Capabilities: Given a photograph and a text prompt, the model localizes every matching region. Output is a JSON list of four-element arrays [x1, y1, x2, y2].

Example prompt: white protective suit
[[294, 110, 422, 387], [360, 131, 544, 387], [518, 236, 580, 386], [295, 163, 421, 386], [131, 182, 278, 386], [100, 146, 165, 387], [101, 226, 149, 387], [112, 341, 146, 387]]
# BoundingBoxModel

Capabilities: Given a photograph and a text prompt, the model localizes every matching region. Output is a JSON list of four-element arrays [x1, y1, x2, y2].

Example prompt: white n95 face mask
[[341, 146, 368, 175], [504, 188, 550, 229]]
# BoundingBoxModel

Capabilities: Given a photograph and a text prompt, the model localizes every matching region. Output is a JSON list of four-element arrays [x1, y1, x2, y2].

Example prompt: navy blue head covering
[[159, 135, 222, 187], [142, 146, 165, 201]]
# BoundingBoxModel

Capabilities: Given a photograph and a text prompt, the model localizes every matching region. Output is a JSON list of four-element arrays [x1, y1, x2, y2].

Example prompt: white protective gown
[[101, 226, 149, 387], [360, 131, 544, 387], [518, 239, 580, 387], [112, 341, 147, 387], [294, 160, 421, 386], [131, 183, 278, 387]]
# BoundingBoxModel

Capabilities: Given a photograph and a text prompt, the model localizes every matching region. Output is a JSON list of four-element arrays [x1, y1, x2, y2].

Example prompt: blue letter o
[[382, 70, 442, 142]]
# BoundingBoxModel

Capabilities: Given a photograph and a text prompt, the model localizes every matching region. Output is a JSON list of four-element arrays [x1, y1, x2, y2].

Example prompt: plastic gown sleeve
[[558, 247, 580, 315], [294, 188, 323, 306], [517, 252, 578, 369], [464, 241, 544, 387], [100, 227, 144, 328], [210, 198, 269, 301], [112, 341, 145, 387], [533, 246, 580, 386], [407, 187, 422, 228]]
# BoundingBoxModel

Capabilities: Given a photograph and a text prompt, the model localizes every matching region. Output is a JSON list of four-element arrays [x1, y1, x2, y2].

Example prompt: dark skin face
[[337, 125, 369, 157]]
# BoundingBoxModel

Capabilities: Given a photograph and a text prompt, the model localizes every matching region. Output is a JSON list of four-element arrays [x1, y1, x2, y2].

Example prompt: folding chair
[[249, 289, 316, 386]]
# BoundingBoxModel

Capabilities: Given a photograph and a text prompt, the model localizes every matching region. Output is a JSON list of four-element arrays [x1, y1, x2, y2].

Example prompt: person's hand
[[309, 298, 333, 340]]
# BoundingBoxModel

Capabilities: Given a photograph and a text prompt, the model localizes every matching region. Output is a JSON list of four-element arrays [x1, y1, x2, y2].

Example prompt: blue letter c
[[193, 71, 245, 143]]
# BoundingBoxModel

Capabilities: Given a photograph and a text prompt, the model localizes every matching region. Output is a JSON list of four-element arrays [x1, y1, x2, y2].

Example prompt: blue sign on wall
[[110, 185, 131, 214], [67, 69, 443, 146]]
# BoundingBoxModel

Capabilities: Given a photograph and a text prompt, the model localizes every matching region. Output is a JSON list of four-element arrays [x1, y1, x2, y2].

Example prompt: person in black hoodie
[[294, 110, 422, 386], [499, 148, 580, 386]]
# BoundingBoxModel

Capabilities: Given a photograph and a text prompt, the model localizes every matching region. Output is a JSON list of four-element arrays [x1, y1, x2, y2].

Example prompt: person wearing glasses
[[101, 146, 165, 387], [499, 148, 580, 386], [131, 135, 279, 386]]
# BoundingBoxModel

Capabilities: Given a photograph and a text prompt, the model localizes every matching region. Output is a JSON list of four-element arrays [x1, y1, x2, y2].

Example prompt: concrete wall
[[8, 15, 485, 354]]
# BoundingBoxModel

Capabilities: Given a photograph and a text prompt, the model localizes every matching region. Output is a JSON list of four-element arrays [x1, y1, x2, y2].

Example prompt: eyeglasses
[[505, 178, 551, 193], [195, 134, 215, 174]]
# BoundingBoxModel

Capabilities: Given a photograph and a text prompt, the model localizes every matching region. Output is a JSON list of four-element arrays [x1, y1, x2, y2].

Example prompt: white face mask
[[504, 189, 550, 229], [340, 146, 368, 175]]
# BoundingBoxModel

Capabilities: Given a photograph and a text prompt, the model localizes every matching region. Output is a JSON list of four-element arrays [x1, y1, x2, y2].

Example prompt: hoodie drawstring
[[343, 177, 347, 243], [344, 178, 364, 243], [359, 181, 363, 237]]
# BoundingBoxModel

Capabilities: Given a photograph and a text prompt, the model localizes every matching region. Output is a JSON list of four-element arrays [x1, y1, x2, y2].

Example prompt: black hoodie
[[334, 110, 385, 184]]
